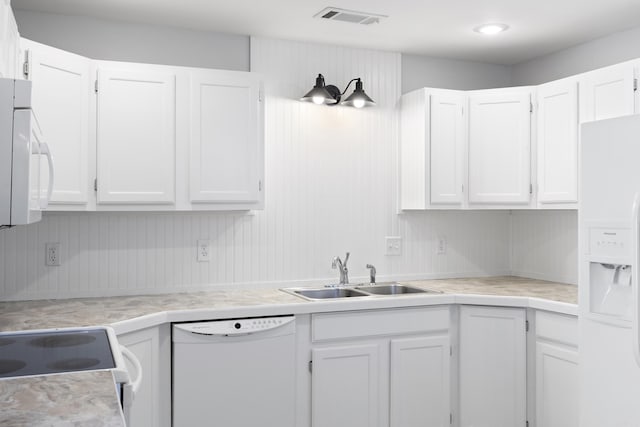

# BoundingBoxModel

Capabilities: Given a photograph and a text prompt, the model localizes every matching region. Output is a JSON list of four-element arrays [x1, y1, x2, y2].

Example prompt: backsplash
[[0, 38, 513, 301], [510, 210, 578, 284]]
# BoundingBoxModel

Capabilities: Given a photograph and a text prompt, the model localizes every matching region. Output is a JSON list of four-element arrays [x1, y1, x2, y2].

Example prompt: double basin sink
[[283, 283, 442, 301]]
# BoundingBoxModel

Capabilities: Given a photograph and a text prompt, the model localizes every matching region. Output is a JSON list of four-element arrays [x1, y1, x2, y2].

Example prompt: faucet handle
[[343, 252, 350, 266], [366, 264, 376, 284]]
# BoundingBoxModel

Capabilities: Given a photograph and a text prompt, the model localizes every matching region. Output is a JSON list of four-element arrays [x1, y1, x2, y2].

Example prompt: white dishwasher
[[172, 315, 296, 427]]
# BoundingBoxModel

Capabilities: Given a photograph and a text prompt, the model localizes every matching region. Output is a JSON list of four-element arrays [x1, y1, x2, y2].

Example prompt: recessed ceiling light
[[474, 23, 509, 35]]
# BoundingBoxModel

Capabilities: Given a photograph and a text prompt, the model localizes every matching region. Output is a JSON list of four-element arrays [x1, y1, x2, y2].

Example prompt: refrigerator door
[[580, 114, 640, 427]]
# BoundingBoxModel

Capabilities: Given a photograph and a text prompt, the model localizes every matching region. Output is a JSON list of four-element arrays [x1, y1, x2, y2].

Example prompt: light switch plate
[[385, 236, 402, 256]]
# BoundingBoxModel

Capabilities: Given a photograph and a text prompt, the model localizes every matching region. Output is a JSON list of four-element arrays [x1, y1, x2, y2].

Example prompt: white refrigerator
[[580, 114, 640, 426]]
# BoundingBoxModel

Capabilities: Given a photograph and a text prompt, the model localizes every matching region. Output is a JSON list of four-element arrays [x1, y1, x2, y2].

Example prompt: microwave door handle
[[632, 192, 640, 367], [39, 142, 54, 208]]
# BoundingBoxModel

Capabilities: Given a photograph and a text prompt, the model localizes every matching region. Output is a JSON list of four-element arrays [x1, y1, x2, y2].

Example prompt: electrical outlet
[[385, 236, 402, 256], [197, 240, 210, 262], [437, 236, 447, 255], [45, 243, 61, 266]]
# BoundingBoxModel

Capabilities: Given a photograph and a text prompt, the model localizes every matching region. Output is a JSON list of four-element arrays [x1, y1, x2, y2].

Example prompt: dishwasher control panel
[[174, 315, 295, 336]]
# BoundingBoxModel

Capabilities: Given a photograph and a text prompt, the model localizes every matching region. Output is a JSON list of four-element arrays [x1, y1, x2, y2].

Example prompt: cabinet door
[[430, 92, 465, 205], [536, 342, 579, 427], [459, 306, 527, 427], [23, 39, 92, 206], [189, 70, 263, 204], [0, 0, 19, 79], [468, 91, 531, 204], [537, 79, 579, 204], [96, 65, 176, 204], [118, 325, 171, 427], [579, 63, 636, 123], [312, 344, 380, 427], [390, 335, 450, 427]]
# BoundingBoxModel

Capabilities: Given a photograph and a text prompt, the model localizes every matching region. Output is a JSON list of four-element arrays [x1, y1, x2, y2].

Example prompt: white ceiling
[[12, 0, 640, 65]]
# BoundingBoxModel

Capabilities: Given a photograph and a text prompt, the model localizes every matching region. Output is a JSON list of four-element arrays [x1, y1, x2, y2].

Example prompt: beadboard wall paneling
[[510, 210, 578, 285], [0, 38, 512, 301]]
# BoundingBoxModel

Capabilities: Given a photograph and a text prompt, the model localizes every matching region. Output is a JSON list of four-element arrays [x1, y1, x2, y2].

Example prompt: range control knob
[[234, 322, 241, 329]]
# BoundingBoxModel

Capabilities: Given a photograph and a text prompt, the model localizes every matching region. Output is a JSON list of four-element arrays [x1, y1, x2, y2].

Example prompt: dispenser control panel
[[589, 227, 630, 259]]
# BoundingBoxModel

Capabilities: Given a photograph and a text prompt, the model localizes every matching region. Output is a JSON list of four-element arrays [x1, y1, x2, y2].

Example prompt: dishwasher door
[[172, 316, 296, 427]]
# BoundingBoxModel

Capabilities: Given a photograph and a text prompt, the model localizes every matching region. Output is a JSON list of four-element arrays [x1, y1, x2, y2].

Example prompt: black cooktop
[[0, 329, 116, 378]]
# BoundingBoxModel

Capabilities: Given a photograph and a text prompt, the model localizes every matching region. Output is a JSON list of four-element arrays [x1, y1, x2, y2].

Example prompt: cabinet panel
[[459, 306, 527, 427], [23, 39, 92, 205], [579, 63, 636, 123], [189, 70, 262, 204], [0, 0, 19, 79], [97, 65, 176, 204], [537, 80, 579, 204], [468, 91, 531, 204], [118, 325, 171, 427], [536, 342, 579, 427], [430, 93, 465, 204], [312, 344, 380, 427], [400, 89, 429, 209], [390, 335, 450, 427]]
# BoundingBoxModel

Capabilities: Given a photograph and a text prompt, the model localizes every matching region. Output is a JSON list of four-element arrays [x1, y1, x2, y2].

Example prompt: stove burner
[[0, 338, 16, 347], [0, 359, 26, 375], [46, 358, 101, 371], [29, 333, 97, 348]]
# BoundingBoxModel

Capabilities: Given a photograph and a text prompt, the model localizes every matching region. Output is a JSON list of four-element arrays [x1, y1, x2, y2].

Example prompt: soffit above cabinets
[[12, 0, 640, 65]]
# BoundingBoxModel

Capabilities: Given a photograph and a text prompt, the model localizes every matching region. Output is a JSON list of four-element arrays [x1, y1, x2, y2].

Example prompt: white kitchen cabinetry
[[117, 324, 171, 427], [96, 62, 176, 205], [22, 39, 93, 208], [534, 311, 579, 427], [0, 0, 19, 79], [536, 78, 579, 206], [459, 305, 527, 427], [189, 69, 264, 207], [468, 89, 533, 206], [311, 307, 451, 427], [400, 88, 466, 209], [579, 61, 637, 123]]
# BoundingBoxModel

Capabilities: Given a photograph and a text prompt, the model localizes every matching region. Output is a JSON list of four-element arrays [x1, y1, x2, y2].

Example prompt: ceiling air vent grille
[[314, 7, 387, 25]]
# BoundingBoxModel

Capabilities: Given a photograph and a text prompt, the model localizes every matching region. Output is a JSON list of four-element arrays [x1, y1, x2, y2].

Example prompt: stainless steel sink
[[355, 283, 442, 295], [284, 287, 371, 301]]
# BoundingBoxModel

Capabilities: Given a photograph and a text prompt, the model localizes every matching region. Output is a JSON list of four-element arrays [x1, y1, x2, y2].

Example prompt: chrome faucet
[[332, 252, 350, 285], [366, 264, 376, 284]]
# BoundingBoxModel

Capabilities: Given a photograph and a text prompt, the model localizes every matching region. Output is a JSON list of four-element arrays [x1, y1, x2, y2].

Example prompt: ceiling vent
[[314, 7, 387, 25]]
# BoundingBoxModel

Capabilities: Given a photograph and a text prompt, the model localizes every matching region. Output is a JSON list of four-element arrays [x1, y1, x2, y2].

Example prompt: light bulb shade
[[341, 80, 375, 108], [301, 74, 340, 105]]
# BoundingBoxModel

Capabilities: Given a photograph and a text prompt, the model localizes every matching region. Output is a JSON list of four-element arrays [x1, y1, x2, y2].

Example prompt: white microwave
[[0, 78, 53, 228]]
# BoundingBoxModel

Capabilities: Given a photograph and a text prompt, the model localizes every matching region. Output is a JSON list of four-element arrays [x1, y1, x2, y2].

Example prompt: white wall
[[13, 9, 250, 71], [510, 211, 578, 285], [512, 25, 640, 85], [402, 54, 512, 93], [0, 38, 512, 301]]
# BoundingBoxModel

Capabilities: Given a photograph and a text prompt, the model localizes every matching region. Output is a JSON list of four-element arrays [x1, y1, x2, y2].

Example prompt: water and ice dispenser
[[587, 226, 633, 322]]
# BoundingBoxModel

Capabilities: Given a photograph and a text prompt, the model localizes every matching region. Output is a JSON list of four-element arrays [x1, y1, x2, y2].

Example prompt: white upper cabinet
[[22, 39, 92, 207], [430, 92, 466, 205], [96, 63, 176, 205], [400, 88, 466, 210], [189, 69, 263, 205], [537, 78, 579, 205], [579, 61, 636, 123], [468, 89, 532, 205], [0, 0, 19, 79]]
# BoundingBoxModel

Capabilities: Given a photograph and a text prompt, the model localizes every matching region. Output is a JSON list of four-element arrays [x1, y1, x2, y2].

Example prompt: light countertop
[[0, 275, 577, 427]]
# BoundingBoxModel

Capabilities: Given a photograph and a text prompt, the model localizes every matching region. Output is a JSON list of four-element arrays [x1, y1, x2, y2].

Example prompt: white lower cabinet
[[459, 305, 527, 427], [534, 311, 579, 427], [117, 324, 171, 427], [390, 335, 451, 427], [310, 307, 451, 427]]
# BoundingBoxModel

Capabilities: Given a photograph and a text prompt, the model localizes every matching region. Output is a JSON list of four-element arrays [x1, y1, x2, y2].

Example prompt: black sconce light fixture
[[301, 74, 375, 108]]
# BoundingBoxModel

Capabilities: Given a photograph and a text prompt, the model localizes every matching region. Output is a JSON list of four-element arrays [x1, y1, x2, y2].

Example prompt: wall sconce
[[301, 74, 375, 108]]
